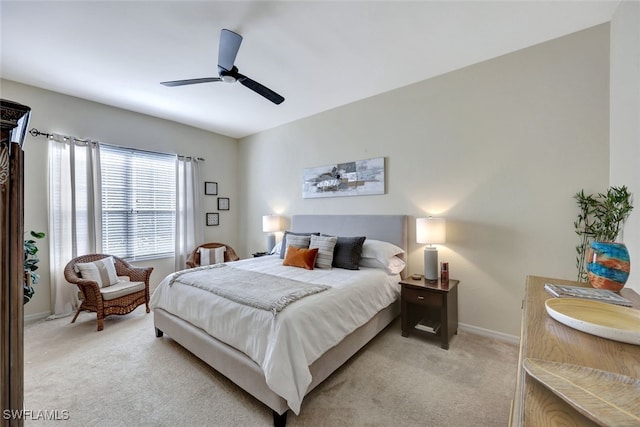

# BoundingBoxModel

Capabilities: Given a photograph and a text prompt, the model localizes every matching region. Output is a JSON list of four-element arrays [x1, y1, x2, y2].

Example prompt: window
[[100, 145, 176, 260]]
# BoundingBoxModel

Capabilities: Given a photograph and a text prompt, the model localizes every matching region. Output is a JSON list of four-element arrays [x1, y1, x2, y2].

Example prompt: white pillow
[[361, 239, 404, 261], [309, 235, 338, 269], [359, 240, 406, 274], [75, 256, 119, 288], [360, 255, 406, 275], [200, 246, 226, 266], [270, 241, 282, 255], [387, 256, 406, 274]]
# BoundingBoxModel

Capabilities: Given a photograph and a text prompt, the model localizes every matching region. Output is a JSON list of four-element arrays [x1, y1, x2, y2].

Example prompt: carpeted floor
[[24, 308, 518, 426]]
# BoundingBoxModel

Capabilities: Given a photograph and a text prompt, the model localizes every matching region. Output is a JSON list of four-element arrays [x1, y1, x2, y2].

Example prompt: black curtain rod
[[29, 128, 93, 143], [30, 127, 205, 161], [29, 128, 52, 138], [177, 155, 205, 161]]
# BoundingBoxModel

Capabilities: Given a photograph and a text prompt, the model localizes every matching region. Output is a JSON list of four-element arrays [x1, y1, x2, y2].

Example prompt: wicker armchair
[[185, 242, 239, 268], [64, 254, 153, 331]]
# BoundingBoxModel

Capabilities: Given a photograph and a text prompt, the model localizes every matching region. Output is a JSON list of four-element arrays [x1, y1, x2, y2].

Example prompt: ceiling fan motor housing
[[219, 66, 239, 83]]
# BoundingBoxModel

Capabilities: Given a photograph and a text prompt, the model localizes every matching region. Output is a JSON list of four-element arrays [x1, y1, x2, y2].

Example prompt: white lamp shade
[[262, 215, 281, 233], [416, 217, 446, 244]]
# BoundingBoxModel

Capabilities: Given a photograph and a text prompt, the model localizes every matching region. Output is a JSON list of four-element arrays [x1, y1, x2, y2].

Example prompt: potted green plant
[[24, 230, 45, 304], [574, 186, 633, 288]]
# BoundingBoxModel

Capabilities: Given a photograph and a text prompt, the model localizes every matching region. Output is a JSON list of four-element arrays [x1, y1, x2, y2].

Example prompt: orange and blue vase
[[586, 241, 630, 292]]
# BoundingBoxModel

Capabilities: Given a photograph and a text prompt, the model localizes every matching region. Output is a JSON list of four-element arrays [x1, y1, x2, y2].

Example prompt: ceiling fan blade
[[218, 29, 242, 72], [238, 75, 285, 105], [161, 77, 222, 87]]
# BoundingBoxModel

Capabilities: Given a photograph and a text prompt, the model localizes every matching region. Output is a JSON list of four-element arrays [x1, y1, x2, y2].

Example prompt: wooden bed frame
[[154, 214, 408, 426]]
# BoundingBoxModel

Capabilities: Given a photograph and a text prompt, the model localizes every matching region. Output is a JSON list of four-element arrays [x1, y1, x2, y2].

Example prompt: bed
[[151, 214, 408, 426]]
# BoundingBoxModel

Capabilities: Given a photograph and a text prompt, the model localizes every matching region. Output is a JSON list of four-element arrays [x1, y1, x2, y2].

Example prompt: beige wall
[[0, 80, 239, 319], [4, 22, 622, 339], [610, 1, 640, 293], [239, 24, 610, 338]]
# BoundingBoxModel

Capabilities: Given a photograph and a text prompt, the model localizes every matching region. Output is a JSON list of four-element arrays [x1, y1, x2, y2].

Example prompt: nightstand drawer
[[402, 288, 442, 307]]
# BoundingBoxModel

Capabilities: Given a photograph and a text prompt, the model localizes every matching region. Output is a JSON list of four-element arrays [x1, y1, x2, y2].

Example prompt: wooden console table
[[510, 275, 640, 426]]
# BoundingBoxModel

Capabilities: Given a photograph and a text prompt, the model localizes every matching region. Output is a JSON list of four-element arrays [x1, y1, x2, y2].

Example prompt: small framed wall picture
[[206, 212, 219, 226], [205, 182, 218, 195], [218, 197, 230, 211]]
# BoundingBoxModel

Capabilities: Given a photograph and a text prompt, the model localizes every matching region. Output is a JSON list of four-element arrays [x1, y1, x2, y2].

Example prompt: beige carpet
[[24, 308, 518, 426]]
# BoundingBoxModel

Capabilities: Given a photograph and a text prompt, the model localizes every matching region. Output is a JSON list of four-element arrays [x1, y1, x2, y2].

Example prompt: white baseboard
[[459, 322, 520, 346], [24, 311, 51, 323]]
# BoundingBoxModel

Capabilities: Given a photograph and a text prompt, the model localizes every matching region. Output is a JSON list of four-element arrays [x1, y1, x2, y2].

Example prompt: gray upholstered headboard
[[290, 215, 408, 254]]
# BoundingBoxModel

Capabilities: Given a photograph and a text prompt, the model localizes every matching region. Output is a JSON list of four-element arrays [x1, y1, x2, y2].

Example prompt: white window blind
[[100, 145, 176, 260]]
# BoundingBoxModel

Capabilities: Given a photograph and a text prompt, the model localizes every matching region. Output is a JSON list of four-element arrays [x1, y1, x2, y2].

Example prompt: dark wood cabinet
[[1, 99, 31, 427]]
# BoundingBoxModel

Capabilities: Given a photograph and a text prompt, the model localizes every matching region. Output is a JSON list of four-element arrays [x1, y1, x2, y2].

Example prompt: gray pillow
[[280, 231, 319, 259], [323, 235, 366, 270], [310, 235, 338, 269]]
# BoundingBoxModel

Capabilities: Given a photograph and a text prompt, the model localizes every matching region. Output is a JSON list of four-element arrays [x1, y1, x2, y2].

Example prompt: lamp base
[[266, 234, 276, 254], [424, 247, 438, 281]]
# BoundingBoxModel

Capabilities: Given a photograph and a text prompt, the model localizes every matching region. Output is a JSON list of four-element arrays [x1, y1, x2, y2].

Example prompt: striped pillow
[[199, 246, 226, 265], [279, 231, 319, 259], [283, 234, 312, 258], [310, 235, 338, 269], [75, 256, 119, 288]]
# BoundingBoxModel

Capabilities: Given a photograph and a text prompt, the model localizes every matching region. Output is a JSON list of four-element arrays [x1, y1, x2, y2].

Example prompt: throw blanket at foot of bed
[[169, 264, 330, 315]]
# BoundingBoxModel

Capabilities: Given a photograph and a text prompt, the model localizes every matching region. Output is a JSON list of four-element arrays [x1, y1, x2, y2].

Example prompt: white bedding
[[150, 255, 400, 414]]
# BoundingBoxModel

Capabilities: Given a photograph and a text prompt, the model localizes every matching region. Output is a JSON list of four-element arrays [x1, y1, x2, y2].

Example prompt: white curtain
[[175, 157, 203, 271], [48, 134, 102, 318]]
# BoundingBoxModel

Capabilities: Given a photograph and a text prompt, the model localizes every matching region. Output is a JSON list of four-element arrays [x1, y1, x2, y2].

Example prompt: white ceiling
[[0, 1, 619, 139]]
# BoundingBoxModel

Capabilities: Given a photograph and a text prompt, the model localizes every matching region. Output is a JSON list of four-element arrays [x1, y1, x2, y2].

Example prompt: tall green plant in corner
[[24, 230, 45, 304], [574, 186, 633, 282]]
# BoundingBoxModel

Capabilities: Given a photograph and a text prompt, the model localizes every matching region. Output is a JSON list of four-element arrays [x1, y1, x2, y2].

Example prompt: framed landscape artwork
[[302, 157, 385, 199]]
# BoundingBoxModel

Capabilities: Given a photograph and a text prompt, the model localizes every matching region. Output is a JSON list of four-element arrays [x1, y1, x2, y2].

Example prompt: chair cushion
[[75, 256, 119, 288], [100, 280, 145, 301], [199, 246, 226, 266]]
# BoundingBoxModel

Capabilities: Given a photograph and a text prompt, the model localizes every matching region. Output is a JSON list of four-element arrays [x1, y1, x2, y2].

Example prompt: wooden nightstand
[[400, 276, 459, 349]]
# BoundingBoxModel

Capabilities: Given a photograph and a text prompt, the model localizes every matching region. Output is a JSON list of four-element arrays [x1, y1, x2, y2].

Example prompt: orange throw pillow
[[283, 245, 319, 270]]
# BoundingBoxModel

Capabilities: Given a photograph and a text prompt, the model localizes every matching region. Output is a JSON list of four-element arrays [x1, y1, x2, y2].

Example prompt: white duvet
[[149, 255, 400, 414]]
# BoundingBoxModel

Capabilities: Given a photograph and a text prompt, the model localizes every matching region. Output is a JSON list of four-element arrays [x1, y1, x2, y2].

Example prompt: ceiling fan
[[161, 29, 285, 105]]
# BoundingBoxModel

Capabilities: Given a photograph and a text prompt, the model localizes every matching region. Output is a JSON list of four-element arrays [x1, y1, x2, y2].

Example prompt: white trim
[[459, 322, 520, 346], [24, 311, 51, 323]]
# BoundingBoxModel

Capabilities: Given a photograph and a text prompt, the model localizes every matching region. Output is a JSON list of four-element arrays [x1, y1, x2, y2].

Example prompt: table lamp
[[262, 215, 281, 253], [416, 217, 446, 281]]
